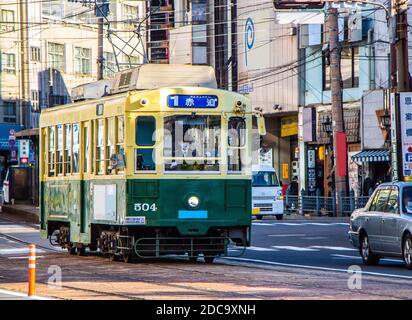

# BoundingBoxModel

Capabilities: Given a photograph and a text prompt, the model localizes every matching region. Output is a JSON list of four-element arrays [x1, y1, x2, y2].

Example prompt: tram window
[[64, 124, 71, 174], [228, 117, 246, 172], [135, 148, 155, 171], [72, 123, 80, 173], [228, 117, 246, 147], [117, 116, 124, 144], [136, 116, 155, 146], [56, 124, 63, 175], [107, 117, 116, 174], [84, 126, 90, 173], [96, 119, 104, 174], [48, 126, 55, 177], [163, 115, 220, 172]]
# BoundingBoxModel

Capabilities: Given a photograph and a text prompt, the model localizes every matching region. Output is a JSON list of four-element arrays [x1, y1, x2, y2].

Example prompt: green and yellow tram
[[39, 65, 253, 263]]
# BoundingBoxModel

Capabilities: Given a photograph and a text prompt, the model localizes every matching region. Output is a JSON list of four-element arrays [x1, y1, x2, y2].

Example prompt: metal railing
[[285, 190, 370, 216]]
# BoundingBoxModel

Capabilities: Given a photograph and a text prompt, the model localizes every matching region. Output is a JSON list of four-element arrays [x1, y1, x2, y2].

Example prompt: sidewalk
[[0, 288, 51, 300], [0, 204, 39, 224]]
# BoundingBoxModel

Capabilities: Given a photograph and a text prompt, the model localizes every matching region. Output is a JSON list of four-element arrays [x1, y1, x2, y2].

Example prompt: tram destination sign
[[167, 95, 219, 109]]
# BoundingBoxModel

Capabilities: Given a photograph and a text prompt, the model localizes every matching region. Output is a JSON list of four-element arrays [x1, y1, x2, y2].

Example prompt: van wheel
[[360, 233, 380, 265], [275, 215, 283, 221], [403, 234, 412, 270], [255, 215, 263, 220]]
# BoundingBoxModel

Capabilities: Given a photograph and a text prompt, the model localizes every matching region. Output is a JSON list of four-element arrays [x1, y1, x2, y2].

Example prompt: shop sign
[[400, 93, 412, 178], [281, 116, 298, 137]]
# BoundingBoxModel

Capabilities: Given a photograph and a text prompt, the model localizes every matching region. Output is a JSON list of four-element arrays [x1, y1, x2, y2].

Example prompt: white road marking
[[0, 248, 45, 255], [223, 257, 412, 280], [332, 254, 403, 263], [310, 246, 357, 251], [268, 234, 307, 237], [272, 246, 319, 252], [253, 222, 350, 227], [247, 246, 279, 252]]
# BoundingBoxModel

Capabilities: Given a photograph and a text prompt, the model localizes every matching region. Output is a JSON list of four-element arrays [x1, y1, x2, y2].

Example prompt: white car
[[252, 165, 284, 220]]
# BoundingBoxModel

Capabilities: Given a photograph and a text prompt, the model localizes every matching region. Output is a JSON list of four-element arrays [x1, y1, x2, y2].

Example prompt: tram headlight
[[188, 196, 200, 208]]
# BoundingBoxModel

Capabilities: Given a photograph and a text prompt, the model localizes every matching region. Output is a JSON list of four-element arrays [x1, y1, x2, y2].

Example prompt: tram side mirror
[[257, 115, 266, 136]]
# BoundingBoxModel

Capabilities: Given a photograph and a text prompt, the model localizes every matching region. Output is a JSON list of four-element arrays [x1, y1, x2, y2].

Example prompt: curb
[[0, 205, 39, 224]]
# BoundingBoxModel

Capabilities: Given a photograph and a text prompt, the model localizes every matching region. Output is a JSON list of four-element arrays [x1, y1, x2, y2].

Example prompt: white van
[[252, 165, 284, 220]]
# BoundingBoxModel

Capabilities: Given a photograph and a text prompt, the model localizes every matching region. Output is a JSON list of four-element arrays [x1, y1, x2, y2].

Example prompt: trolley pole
[[327, 6, 346, 216], [97, 17, 104, 80]]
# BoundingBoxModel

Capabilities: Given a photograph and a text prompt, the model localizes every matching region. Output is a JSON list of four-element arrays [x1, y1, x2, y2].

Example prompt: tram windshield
[[164, 115, 221, 172]]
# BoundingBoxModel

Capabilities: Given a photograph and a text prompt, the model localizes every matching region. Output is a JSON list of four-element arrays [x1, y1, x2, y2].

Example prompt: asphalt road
[[225, 217, 412, 280], [1, 215, 412, 289]]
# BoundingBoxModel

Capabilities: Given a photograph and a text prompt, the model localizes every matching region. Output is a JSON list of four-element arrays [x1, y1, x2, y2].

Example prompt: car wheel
[[255, 215, 263, 220], [403, 234, 412, 270], [275, 215, 283, 221], [360, 233, 380, 266]]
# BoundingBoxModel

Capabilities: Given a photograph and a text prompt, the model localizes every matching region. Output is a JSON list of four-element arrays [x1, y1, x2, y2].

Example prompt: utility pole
[[327, 6, 346, 216], [97, 17, 104, 80], [19, 0, 29, 127], [390, 0, 410, 181]]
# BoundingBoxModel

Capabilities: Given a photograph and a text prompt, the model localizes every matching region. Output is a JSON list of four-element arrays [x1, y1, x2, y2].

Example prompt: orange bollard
[[28, 244, 36, 296]]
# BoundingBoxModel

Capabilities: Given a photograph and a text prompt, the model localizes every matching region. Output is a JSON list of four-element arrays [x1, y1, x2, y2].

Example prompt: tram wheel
[[189, 254, 199, 263], [122, 253, 131, 263], [68, 246, 77, 255], [109, 253, 117, 262], [77, 247, 86, 256], [204, 256, 215, 264]]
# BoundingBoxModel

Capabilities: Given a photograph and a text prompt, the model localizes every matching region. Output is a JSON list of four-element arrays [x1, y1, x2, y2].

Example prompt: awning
[[351, 150, 390, 163]]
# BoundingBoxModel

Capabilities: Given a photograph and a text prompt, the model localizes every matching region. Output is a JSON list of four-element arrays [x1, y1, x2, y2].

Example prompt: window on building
[[75, 47, 92, 75], [30, 47, 41, 62], [103, 52, 116, 77], [1, 53, 16, 75], [1, 10, 15, 32], [341, 46, 359, 89], [48, 42, 65, 71], [323, 46, 359, 90], [124, 4, 138, 29], [31, 90, 40, 112], [3, 101, 16, 123]]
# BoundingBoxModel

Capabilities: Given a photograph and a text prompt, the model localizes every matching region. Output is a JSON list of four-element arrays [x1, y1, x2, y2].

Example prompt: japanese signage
[[8, 128, 16, 147], [281, 116, 298, 137], [18, 139, 30, 166], [307, 148, 316, 195], [400, 93, 412, 178], [167, 95, 218, 108]]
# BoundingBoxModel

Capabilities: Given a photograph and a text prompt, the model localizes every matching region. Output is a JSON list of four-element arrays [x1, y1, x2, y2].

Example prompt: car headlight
[[188, 196, 200, 208]]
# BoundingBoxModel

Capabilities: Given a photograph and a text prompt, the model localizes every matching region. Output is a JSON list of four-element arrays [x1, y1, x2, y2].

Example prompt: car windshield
[[252, 171, 279, 187], [403, 186, 412, 213]]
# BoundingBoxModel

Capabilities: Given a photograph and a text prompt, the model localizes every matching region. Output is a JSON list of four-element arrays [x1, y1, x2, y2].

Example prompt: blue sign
[[167, 95, 218, 108], [406, 153, 412, 162], [245, 17, 255, 66]]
